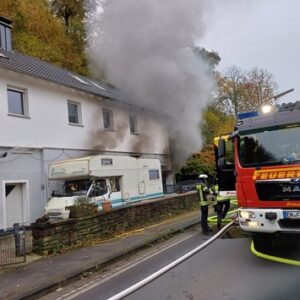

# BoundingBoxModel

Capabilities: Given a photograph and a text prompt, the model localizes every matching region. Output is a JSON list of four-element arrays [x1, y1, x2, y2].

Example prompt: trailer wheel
[[253, 233, 273, 253]]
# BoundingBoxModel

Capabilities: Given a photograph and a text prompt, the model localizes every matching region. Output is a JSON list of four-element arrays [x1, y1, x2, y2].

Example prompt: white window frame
[[7, 86, 29, 118], [68, 100, 82, 125], [129, 115, 138, 135], [1, 180, 30, 230], [149, 169, 160, 180], [103, 108, 114, 130]]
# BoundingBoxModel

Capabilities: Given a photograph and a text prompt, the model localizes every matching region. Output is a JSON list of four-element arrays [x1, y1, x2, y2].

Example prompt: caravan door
[[88, 179, 109, 205], [88, 177, 123, 208], [107, 177, 122, 207]]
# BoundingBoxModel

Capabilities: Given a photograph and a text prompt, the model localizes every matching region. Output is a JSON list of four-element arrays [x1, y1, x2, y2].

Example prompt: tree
[[178, 145, 217, 180], [178, 105, 235, 181], [0, 0, 88, 75], [49, 0, 88, 74], [243, 67, 278, 109], [49, 0, 85, 26], [215, 66, 247, 117], [193, 47, 221, 73], [216, 66, 277, 117], [201, 105, 235, 145]]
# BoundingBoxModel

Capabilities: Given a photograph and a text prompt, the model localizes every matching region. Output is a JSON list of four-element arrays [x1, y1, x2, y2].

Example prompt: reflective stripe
[[197, 185, 207, 206], [213, 184, 236, 202], [197, 184, 215, 206]]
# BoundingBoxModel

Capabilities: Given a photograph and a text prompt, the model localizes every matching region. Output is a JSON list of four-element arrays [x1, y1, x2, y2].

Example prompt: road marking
[[55, 230, 200, 300]]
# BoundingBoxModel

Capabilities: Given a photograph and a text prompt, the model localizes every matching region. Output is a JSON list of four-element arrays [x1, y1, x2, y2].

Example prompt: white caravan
[[44, 155, 163, 219]]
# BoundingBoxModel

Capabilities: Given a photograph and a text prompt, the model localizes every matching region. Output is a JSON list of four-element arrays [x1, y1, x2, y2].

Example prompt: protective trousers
[[215, 200, 230, 229], [197, 183, 211, 232], [200, 205, 209, 231]]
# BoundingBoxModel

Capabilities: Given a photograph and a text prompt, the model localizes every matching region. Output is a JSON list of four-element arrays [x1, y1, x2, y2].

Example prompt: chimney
[[0, 16, 12, 51]]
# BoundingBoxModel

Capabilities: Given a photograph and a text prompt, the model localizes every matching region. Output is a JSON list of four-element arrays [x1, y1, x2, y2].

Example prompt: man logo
[[282, 185, 300, 193]]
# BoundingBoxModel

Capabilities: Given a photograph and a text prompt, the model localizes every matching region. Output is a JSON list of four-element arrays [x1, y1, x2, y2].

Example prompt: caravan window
[[149, 169, 160, 180], [65, 180, 91, 196], [109, 177, 120, 192], [89, 179, 107, 197]]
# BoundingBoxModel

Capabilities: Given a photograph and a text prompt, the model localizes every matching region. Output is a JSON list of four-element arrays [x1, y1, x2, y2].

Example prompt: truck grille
[[256, 181, 300, 201], [278, 219, 300, 229]]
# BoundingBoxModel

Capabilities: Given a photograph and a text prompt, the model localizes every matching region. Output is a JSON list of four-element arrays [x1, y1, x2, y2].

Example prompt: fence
[[0, 224, 29, 266], [163, 180, 198, 194]]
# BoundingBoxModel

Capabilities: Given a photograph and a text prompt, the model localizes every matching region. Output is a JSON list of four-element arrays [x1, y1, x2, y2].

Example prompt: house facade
[[0, 17, 173, 230]]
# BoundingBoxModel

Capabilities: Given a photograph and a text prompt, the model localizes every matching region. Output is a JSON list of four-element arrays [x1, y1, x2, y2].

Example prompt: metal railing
[[0, 224, 26, 266], [163, 180, 198, 194]]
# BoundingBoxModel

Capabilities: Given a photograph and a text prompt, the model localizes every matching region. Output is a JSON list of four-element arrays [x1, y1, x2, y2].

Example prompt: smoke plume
[[87, 0, 213, 165]]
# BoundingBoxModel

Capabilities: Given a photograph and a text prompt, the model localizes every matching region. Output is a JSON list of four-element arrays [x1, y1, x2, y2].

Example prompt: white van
[[44, 155, 163, 220]]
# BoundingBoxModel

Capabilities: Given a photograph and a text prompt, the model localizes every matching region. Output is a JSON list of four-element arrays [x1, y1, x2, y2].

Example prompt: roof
[[0, 48, 114, 99], [0, 48, 170, 118], [237, 109, 300, 133]]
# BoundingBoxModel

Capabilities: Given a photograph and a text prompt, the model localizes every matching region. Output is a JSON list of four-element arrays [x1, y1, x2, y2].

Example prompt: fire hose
[[106, 220, 235, 300], [251, 240, 300, 266]]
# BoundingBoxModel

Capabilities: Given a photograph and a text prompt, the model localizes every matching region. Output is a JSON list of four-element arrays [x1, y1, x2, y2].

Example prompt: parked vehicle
[[44, 155, 163, 220], [216, 99, 300, 250]]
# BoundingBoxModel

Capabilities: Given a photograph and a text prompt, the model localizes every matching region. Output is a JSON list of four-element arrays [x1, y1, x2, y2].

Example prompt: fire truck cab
[[216, 101, 300, 249]]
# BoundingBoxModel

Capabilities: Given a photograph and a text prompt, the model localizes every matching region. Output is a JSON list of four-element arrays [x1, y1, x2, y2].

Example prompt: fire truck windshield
[[238, 123, 300, 167]]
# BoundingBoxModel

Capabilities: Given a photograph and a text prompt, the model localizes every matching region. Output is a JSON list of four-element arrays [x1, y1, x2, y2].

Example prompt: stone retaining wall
[[32, 192, 199, 255]]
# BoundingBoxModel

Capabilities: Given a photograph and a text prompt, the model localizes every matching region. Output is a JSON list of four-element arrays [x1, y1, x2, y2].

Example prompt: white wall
[[0, 69, 169, 155]]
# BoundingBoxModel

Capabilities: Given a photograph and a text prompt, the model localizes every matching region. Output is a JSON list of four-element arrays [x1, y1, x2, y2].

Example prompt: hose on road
[[251, 241, 300, 267], [107, 220, 235, 300]]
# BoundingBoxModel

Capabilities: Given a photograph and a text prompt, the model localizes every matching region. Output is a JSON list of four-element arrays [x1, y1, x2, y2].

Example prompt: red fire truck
[[216, 100, 300, 249]]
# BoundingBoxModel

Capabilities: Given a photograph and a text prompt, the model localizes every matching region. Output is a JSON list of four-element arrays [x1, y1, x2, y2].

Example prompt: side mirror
[[218, 138, 226, 158]]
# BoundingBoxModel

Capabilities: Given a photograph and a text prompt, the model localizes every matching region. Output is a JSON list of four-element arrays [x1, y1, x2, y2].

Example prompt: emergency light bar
[[238, 101, 300, 120], [237, 111, 259, 120]]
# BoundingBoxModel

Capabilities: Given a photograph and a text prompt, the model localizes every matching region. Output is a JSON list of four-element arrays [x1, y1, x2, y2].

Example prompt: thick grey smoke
[[87, 0, 213, 165]]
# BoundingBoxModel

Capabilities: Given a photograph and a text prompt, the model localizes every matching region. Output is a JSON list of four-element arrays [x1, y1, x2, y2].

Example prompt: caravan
[[44, 155, 163, 220]]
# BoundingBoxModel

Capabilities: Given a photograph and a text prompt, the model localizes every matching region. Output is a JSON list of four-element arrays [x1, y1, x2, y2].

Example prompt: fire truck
[[216, 99, 300, 250]]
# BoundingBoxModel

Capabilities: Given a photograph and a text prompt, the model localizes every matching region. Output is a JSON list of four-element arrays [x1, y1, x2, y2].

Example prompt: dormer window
[[0, 16, 12, 51]]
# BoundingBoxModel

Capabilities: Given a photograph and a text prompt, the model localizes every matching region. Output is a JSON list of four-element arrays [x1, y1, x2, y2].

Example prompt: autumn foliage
[[0, 0, 88, 75]]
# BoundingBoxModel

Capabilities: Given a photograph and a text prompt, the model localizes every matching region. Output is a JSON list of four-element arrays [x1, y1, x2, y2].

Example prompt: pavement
[[0, 210, 201, 300]]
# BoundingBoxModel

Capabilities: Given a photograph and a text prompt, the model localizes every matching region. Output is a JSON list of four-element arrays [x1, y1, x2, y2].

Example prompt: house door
[[5, 183, 24, 228]]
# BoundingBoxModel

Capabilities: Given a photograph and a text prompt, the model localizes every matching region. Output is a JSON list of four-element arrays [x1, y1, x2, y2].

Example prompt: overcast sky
[[201, 0, 300, 103]]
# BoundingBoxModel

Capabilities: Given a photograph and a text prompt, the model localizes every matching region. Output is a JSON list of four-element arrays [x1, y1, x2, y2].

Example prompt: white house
[[0, 17, 173, 230]]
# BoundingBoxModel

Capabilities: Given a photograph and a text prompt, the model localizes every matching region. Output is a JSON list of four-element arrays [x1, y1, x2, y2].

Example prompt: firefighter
[[213, 184, 234, 230], [196, 174, 214, 234]]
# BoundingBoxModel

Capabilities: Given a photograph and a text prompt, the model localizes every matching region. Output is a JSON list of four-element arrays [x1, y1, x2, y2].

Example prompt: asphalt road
[[43, 227, 300, 300]]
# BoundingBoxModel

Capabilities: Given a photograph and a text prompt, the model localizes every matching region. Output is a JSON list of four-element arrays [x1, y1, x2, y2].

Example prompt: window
[[129, 115, 138, 134], [70, 74, 91, 86], [109, 177, 120, 192], [101, 158, 113, 166], [0, 23, 12, 51], [89, 179, 108, 197], [103, 108, 114, 130], [7, 88, 28, 116], [239, 124, 300, 167], [65, 180, 91, 196], [68, 101, 81, 125], [149, 169, 160, 180]]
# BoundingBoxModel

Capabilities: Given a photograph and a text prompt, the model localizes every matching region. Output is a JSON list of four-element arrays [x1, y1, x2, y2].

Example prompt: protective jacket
[[213, 185, 236, 202], [196, 183, 215, 206]]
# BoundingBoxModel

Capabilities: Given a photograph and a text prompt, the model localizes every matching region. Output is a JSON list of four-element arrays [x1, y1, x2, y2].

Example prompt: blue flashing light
[[237, 111, 259, 120]]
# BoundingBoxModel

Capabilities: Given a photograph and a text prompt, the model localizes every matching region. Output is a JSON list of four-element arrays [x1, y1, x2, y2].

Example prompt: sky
[[201, 0, 300, 103]]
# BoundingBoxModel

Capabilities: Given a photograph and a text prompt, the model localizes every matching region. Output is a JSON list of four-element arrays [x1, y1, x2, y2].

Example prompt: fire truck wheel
[[253, 233, 273, 253]]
